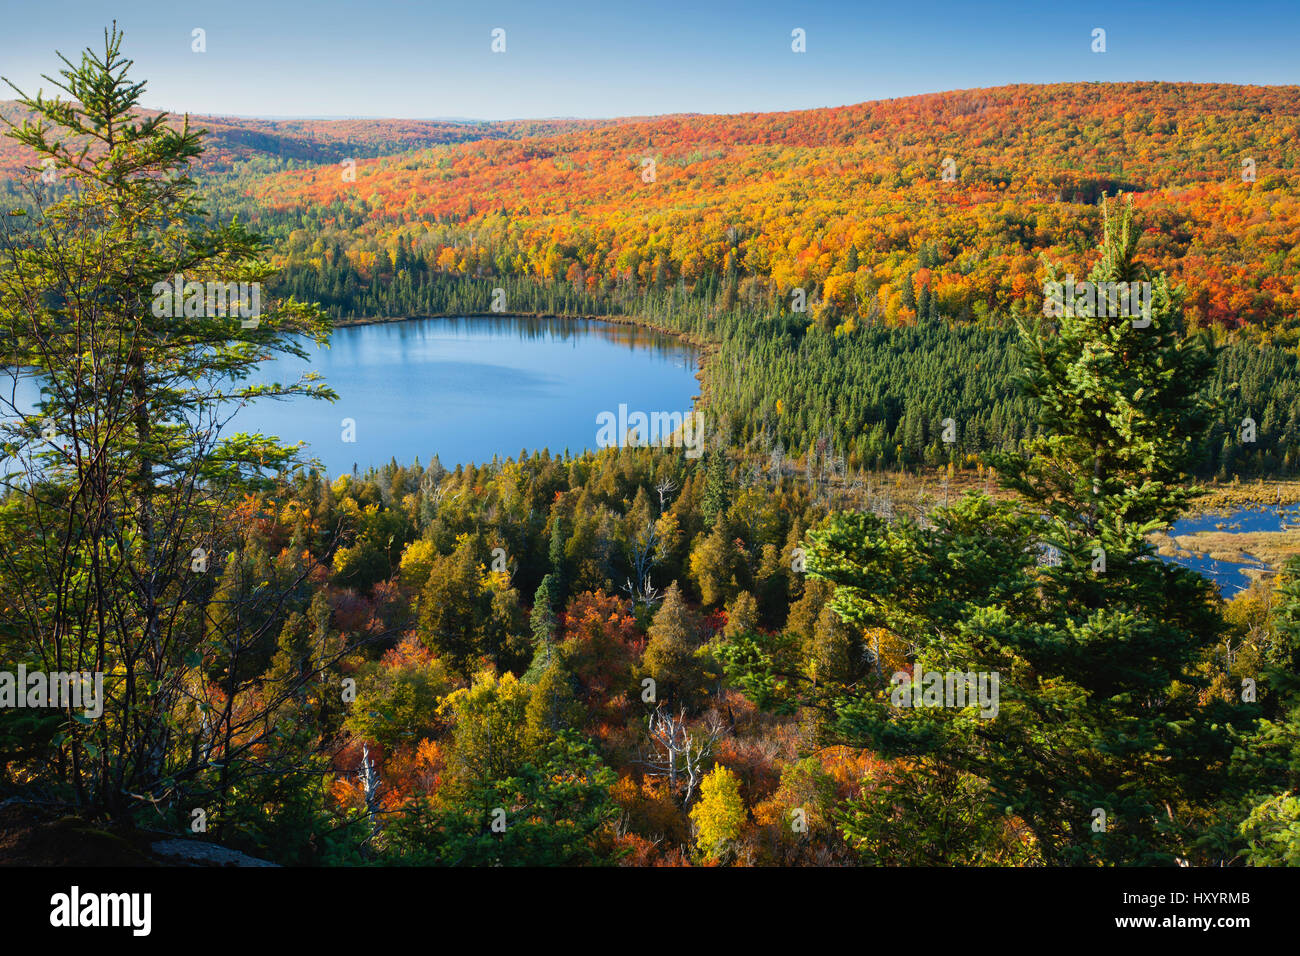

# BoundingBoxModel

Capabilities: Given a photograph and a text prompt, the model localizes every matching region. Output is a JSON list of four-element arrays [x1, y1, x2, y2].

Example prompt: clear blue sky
[[2, 0, 1297, 120]]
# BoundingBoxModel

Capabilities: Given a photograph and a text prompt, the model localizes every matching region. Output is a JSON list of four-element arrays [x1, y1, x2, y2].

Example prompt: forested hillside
[[245, 82, 1300, 332], [0, 99, 617, 176]]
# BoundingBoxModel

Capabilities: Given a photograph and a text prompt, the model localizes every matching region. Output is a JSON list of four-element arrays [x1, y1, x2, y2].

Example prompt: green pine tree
[[701, 448, 733, 528], [805, 199, 1247, 865], [0, 26, 334, 818]]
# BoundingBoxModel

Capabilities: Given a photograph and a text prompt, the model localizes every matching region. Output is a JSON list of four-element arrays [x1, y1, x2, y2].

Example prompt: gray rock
[[149, 839, 279, 867]]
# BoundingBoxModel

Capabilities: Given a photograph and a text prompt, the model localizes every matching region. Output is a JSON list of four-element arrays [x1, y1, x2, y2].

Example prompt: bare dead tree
[[654, 476, 678, 512], [641, 704, 726, 806], [623, 574, 662, 608], [359, 742, 382, 847], [623, 518, 662, 608], [426, 480, 461, 509]]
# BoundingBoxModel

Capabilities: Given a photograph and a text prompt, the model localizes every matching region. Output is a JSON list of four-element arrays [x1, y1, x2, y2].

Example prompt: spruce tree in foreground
[[806, 199, 1256, 864], [0, 26, 337, 821]]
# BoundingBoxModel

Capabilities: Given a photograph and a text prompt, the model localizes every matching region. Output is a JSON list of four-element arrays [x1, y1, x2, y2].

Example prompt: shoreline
[[1192, 479, 1300, 513], [321, 313, 1298, 516]]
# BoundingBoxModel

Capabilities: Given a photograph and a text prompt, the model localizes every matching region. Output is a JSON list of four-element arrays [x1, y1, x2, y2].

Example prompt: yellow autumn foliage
[[690, 766, 746, 860]]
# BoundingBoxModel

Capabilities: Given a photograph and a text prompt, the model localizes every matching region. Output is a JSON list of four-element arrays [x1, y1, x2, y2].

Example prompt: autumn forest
[[1, 14, 1299, 900]]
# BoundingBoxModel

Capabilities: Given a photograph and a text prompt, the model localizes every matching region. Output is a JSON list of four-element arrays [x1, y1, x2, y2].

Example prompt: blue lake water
[[1163, 503, 1300, 595], [234, 316, 700, 475]]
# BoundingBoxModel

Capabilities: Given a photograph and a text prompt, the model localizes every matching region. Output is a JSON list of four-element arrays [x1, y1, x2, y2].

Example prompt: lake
[[236, 316, 700, 475]]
